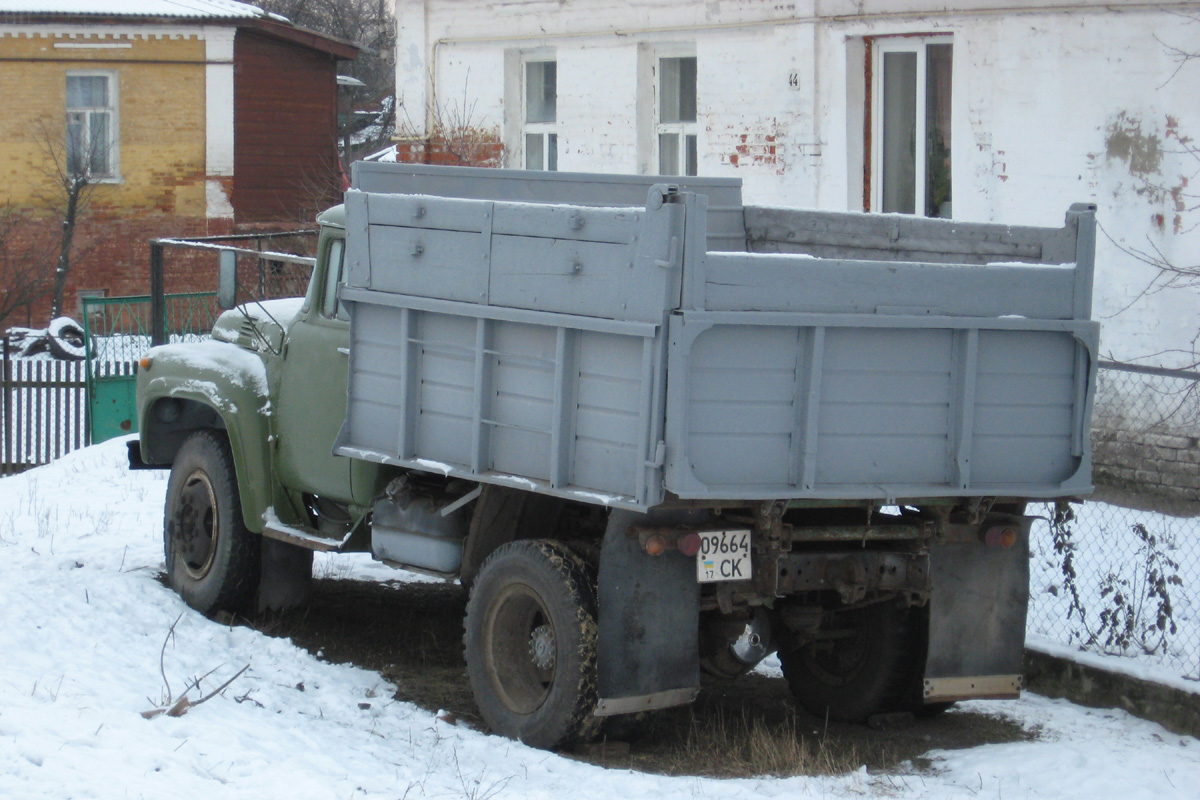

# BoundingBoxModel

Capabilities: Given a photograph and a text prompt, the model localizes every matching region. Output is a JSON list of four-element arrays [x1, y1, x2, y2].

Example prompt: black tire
[[46, 318, 86, 361], [779, 601, 912, 722], [164, 431, 260, 614], [463, 540, 600, 749]]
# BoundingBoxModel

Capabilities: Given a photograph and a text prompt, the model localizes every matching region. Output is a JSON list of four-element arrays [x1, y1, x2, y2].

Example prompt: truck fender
[[138, 369, 273, 534], [595, 508, 709, 716], [460, 485, 564, 587]]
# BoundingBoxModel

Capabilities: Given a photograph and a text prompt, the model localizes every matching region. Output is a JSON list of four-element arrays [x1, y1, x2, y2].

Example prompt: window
[[66, 72, 117, 179], [523, 60, 557, 171], [657, 55, 697, 176], [870, 38, 951, 217]]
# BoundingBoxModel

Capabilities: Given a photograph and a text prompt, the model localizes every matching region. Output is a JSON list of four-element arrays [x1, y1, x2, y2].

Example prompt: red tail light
[[677, 532, 702, 557]]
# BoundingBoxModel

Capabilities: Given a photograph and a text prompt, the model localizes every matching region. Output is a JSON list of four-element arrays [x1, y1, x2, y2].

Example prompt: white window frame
[[65, 70, 119, 181], [522, 57, 557, 171], [654, 49, 697, 177], [869, 36, 951, 216]]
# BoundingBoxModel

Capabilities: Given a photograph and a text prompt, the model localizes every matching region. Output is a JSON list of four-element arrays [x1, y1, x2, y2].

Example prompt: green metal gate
[[83, 292, 218, 443]]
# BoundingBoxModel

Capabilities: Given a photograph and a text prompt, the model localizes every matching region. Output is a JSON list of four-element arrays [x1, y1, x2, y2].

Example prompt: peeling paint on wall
[[1103, 112, 1191, 233], [1106, 112, 1163, 177], [712, 118, 790, 175]]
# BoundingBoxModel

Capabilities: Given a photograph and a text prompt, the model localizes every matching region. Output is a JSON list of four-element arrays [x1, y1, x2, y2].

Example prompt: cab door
[[274, 235, 354, 502]]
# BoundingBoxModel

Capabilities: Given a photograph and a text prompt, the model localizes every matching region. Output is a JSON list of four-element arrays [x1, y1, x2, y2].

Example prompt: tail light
[[677, 532, 702, 557], [983, 526, 1019, 548], [636, 528, 704, 557]]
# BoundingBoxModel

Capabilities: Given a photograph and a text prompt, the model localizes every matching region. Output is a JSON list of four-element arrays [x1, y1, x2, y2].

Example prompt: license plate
[[696, 529, 752, 583]]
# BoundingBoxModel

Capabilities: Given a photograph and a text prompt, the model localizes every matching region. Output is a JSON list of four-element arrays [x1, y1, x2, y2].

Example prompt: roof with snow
[[0, 1, 267, 18], [0, 1, 359, 59]]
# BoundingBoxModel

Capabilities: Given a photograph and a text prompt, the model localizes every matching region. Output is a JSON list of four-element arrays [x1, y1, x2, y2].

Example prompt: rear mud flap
[[924, 527, 1030, 702], [596, 508, 705, 715]]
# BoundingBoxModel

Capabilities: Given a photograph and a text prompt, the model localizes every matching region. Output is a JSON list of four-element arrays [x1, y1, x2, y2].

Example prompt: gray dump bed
[[336, 163, 1098, 511]]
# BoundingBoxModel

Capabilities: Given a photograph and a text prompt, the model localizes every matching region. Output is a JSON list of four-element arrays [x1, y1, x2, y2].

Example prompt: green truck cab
[[134, 206, 383, 610]]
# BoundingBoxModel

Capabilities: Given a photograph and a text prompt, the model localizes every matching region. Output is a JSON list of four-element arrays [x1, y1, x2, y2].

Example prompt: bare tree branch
[[29, 118, 102, 322], [392, 69, 503, 167], [0, 205, 55, 328]]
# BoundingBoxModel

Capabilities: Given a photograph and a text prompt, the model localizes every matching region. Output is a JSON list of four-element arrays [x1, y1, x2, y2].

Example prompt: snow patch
[[149, 341, 270, 411], [413, 458, 454, 476], [0, 439, 1198, 799]]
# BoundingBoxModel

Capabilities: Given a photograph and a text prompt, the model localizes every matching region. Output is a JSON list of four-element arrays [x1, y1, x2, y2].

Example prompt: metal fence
[[1027, 362, 1200, 682], [1, 340, 87, 475]]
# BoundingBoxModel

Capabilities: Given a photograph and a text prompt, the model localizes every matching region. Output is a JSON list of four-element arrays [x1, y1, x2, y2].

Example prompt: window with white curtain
[[66, 72, 118, 179]]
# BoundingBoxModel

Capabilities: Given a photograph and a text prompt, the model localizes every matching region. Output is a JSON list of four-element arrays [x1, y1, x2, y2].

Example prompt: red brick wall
[[233, 30, 343, 223], [1, 212, 315, 330], [392, 134, 504, 167]]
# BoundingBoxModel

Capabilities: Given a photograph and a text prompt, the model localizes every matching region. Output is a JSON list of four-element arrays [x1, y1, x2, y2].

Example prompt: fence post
[[150, 240, 166, 347]]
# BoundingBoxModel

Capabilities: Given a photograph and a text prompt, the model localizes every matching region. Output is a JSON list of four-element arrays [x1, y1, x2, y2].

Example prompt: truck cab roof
[[318, 204, 345, 230]]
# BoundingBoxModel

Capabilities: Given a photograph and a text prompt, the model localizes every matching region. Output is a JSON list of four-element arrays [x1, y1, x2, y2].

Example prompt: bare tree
[[392, 71, 504, 167], [0, 118, 102, 330], [30, 118, 103, 322]]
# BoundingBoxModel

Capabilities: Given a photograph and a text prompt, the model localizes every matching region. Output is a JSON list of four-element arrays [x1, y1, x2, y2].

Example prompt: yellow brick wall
[[0, 30, 208, 217]]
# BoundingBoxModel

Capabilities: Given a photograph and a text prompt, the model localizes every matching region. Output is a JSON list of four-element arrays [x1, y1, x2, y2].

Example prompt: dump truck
[[131, 162, 1099, 749]]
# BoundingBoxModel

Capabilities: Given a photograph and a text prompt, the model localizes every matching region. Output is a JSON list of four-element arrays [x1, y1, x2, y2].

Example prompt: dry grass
[[665, 708, 866, 777]]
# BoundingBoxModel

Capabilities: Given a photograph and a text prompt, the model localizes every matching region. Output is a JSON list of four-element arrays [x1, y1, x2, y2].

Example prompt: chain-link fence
[[1027, 362, 1200, 682]]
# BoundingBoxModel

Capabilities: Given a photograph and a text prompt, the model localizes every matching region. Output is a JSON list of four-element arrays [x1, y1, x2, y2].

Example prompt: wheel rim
[[175, 468, 219, 580], [483, 582, 558, 715]]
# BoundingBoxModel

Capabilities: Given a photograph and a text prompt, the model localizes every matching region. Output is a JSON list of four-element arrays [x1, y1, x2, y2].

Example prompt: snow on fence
[[1, 343, 88, 475]]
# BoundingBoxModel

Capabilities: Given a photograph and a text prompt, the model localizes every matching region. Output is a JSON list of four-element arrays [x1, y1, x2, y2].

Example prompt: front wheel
[[163, 431, 260, 614], [463, 540, 600, 749]]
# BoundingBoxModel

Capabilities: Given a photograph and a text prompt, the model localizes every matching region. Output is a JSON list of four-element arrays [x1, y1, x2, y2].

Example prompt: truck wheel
[[779, 602, 910, 722], [163, 431, 260, 615], [463, 539, 600, 749]]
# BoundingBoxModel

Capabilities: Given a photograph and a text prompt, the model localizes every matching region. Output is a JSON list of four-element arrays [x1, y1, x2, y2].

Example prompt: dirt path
[[252, 576, 1033, 777]]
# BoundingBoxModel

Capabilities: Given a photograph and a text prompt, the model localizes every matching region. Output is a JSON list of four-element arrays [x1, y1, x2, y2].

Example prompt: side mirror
[[218, 249, 237, 309]]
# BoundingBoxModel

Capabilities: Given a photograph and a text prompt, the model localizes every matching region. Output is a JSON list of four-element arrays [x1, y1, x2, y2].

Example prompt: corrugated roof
[[0, 1, 268, 19]]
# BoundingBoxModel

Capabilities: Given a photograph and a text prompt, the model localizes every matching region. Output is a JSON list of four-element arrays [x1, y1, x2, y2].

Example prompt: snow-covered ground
[[2, 439, 1199, 799]]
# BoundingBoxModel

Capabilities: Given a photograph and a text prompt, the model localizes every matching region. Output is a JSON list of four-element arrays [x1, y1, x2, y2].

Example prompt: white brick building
[[394, 0, 1200, 364]]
